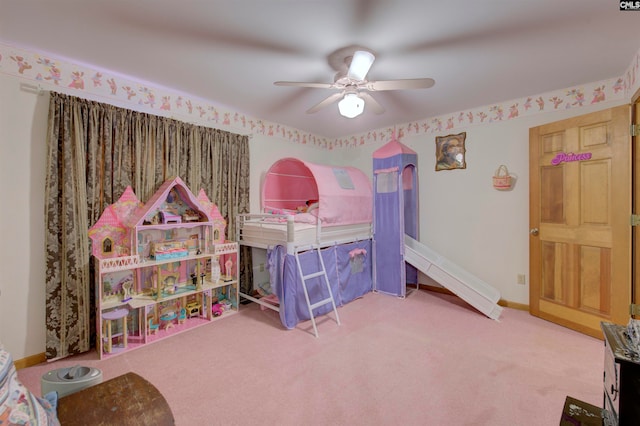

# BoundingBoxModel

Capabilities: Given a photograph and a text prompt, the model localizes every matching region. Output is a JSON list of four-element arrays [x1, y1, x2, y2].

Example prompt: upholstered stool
[[57, 372, 174, 425]]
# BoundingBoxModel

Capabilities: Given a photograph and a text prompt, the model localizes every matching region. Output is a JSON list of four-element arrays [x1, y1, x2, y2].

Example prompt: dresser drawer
[[603, 337, 620, 419], [601, 322, 640, 426]]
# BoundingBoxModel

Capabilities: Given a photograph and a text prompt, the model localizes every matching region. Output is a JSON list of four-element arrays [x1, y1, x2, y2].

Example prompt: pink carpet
[[18, 289, 603, 425]]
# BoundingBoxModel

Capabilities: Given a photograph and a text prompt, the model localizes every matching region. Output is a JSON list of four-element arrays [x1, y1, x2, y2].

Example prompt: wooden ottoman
[[57, 372, 174, 425]]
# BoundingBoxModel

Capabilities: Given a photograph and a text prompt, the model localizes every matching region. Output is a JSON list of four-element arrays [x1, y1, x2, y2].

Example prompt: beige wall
[[0, 74, 49, 359], [0, 70, 628, 360], [339, 103, 626, 304]]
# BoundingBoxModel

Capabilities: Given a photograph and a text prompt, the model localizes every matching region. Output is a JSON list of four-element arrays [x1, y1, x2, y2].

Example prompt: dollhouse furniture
[[89, 176, 239, 359], [148, 317, 159, 334], [101, 308, 129, 353], [159, 210, 181, 224], [160, 310, 177, 330], [237, 158, 373, 333], [178, 308, 187, 324], [186, 301, 202, 318]]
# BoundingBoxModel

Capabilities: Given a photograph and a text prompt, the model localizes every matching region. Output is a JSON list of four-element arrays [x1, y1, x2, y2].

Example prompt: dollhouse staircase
[[404, 235, 503, 320], [294, 246, 341, 337]]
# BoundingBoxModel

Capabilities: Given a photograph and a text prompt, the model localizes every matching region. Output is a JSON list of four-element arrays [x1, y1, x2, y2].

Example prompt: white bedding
[[237, 214, 372, 254]]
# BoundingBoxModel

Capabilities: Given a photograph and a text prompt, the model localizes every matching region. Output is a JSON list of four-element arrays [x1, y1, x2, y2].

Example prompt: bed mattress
[[237, 214, 372, 253]]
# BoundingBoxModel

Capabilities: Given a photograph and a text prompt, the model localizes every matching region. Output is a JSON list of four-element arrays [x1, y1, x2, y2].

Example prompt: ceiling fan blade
[[347, 50, 375, 80], [359, 92, 385, 114], [366, 78, 435, 91], [274, 81, 335, 89], [306, 92, 344, 114]]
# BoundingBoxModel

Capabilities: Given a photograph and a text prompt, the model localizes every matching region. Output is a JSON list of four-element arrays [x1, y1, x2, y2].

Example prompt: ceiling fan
[[274, 46, 435, 118]]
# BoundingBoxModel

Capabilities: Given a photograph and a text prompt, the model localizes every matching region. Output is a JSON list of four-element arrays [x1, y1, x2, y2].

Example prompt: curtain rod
[[20, 82, 45, 96], [18, 81, 256, 138]]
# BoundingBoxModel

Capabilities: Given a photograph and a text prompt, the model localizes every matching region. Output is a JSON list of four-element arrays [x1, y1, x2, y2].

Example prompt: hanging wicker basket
[[492, 165, 512, 190]]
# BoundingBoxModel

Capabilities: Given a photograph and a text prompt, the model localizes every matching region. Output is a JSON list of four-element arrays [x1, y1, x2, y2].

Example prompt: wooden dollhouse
[[89, 176, 239, 358]]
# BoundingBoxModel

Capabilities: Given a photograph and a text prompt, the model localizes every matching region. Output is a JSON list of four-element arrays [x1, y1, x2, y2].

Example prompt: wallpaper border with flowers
[[1, 42, 639, 151]]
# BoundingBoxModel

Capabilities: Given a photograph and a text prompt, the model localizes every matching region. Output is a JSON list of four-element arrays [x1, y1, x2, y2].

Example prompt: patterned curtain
[[45, 93, 252, 360]]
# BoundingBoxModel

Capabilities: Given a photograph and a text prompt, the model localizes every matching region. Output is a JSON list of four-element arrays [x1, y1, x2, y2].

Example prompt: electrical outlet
[[517, 274, 526, 285], [259, 263, 265, 272]]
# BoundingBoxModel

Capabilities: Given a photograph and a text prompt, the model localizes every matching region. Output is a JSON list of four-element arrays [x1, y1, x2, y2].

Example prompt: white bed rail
[[236, 213, 299, 248], [236, 212, 325, 247], [236, 213, 372, 253]]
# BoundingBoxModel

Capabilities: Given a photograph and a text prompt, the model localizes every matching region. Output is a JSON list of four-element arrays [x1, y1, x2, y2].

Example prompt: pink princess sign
[[551, 151, 592, 165]]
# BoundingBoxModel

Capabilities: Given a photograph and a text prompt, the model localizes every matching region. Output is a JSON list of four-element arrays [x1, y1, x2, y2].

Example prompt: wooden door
[[634, 98, 640, 311], [529, 106, 631, 339]]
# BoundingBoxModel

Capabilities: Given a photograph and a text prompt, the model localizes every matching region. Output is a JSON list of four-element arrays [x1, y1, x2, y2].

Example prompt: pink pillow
[[293, 213, 318, 224]]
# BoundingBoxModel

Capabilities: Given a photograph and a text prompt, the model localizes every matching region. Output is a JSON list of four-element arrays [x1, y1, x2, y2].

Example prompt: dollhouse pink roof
[[197, 189, 227, 242], [116, 186, 145, 227], [197, 189, 224, 222], [131, 176, 212, 226], [88, 178, 224, 258], [89, 206, 125, 238], [88, 186, 143, 256]]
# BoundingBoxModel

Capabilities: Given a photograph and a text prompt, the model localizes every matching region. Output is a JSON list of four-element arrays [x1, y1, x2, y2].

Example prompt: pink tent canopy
[[261, 158, 372, 225]]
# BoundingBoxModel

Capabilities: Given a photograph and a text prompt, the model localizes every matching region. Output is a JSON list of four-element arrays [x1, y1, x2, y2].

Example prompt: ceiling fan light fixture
[[338, 93, 365, 118], [273, 45, 433, 116], [348, 50, 375, 80]]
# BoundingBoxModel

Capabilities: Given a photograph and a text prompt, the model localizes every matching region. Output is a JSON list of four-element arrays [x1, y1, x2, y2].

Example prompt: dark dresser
[[601, 322, 640, 426]]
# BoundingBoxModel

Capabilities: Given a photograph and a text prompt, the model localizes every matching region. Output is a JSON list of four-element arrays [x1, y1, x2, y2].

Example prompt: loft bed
[[237, 157, 373, 254], [237, 157, 373, 331]]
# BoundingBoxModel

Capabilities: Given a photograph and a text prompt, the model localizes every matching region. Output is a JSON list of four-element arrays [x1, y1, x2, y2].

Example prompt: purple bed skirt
[[267, 240, 372, 329]]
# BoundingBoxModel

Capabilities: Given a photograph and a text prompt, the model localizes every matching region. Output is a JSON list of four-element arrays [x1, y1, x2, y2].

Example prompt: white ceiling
[[2, 0, 640, 138]]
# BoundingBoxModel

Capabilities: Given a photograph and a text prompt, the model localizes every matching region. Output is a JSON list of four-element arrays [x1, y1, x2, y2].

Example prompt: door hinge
[[632, 214, 640, 227], [632, 124, 640, 137], [631, 304, 640, 316]]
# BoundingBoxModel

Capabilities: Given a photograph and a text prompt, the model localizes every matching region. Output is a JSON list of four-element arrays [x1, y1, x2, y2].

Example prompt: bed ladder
[[294, 246, 340, 338]]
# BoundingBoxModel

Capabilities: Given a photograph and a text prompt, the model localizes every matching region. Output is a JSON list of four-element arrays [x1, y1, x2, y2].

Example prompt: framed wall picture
[[435, 132, 467, 171]]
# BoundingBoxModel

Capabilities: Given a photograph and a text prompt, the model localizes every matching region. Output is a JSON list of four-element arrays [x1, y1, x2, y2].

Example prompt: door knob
[[530, 228, 539, 236]]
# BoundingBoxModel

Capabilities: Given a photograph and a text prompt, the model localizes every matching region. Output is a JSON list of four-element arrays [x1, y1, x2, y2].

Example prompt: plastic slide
[[404, 235, 503, 320]]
